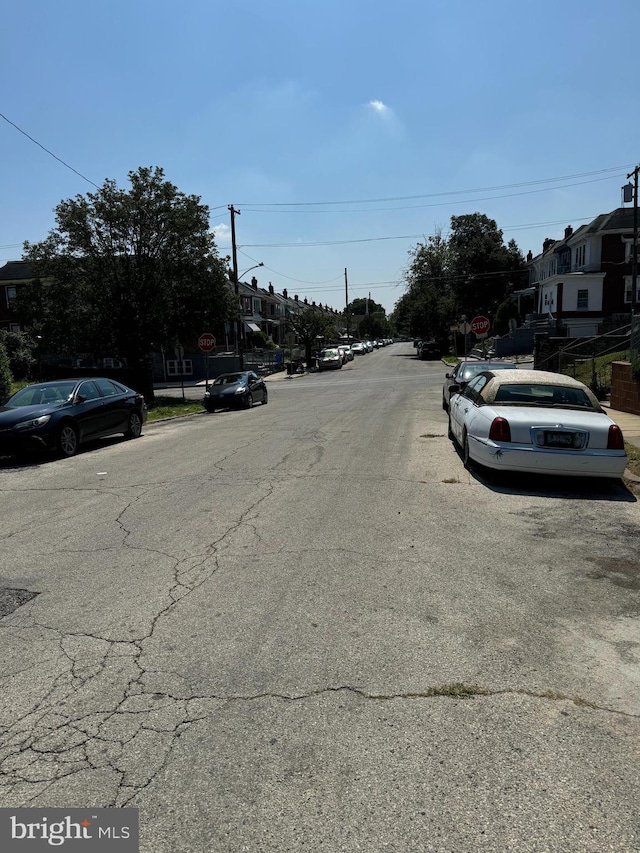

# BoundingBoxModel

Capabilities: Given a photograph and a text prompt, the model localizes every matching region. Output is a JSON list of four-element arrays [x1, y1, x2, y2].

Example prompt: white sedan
[[447, 369, 627, 479]]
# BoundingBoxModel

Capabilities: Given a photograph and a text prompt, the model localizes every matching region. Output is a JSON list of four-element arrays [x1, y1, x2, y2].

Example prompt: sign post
[[198, 332, 216, 390]]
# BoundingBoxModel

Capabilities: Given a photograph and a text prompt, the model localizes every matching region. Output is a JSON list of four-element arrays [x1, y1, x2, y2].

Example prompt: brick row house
[[527, 207, 639, 338], [0, 260, 31, 332]]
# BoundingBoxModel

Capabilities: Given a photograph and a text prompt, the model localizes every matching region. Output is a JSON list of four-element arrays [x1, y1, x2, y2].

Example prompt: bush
[[0, 340, 12, 402], [0, 330, 36, 379]]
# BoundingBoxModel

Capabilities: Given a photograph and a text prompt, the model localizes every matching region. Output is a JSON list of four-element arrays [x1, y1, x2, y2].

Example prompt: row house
[[0, 260, 32, 332], [527, 207, 638, 338]]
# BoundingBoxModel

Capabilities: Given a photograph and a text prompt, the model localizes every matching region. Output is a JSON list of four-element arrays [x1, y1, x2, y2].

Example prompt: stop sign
[[198, 332, 216, 352], [470, 315, 490, 336]]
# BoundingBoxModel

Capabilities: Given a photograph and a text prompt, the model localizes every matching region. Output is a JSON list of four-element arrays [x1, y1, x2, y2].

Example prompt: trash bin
[[286, 362, 294, 375]]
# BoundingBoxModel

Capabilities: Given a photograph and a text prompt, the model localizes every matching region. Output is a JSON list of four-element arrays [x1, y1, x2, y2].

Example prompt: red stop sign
[[198, 332, 216, 352], [470, 315, 490, 336]]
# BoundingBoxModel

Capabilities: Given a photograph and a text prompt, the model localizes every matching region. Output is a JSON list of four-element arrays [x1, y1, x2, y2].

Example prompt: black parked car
[[0, 378, 147, 458], [442, 360, 517, 411], [203, 371, 268, 412], [418, 340, 441, 360]]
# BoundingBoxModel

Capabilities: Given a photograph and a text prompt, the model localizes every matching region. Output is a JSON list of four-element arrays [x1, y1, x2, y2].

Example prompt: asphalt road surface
[[1, 343, 640, 852]]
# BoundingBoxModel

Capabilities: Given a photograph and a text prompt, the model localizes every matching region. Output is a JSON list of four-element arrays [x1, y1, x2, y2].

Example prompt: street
[[1, 342, 640, 852]]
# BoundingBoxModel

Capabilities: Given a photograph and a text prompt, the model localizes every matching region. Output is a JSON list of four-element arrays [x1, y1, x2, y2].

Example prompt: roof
[[0, 260, 34, 281], [586, 207, 636, 234]]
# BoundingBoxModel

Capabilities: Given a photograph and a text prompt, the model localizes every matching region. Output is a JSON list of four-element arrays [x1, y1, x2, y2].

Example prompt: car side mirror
[[449, 383, 461, 395], [75, 394, 87, 404], [445, 372, 452, 379]]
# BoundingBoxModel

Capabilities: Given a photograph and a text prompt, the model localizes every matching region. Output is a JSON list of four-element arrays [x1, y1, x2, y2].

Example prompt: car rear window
[[492, 384, 596, 408]]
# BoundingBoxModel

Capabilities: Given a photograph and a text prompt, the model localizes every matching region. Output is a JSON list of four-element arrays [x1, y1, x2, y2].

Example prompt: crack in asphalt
[[0, 478, 277, 807]]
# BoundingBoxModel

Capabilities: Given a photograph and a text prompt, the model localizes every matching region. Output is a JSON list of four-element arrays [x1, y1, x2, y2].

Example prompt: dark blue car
[[0, 378, 147, 458]]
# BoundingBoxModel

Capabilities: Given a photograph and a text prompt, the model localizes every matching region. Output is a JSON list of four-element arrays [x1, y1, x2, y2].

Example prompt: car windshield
[[492, 383, 596, 409], [460, 363, 515, 381], [5, 382, 76, 408], [321, 350, 338, 357], [213, 374, 244, 386]]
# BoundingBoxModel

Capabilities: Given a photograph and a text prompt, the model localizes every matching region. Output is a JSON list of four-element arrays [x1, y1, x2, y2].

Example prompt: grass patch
[[147, 395, 205, 422], [563, 349, 629, 388], [625, 442, 640, 479], [442, 355, 459, 365]]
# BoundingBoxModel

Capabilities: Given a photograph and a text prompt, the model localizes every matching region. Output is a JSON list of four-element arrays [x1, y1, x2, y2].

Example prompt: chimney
[[268, 283, 274, 295], [251, 276, 258, 290], [526, 250, 533, 263], [304, 297, 308, 304], [542, 237, 554, 253], [294, 294, 298, 301], [283, 288, 288, 298], [564, 225, 573, 240], [312, 300, 316, 307]]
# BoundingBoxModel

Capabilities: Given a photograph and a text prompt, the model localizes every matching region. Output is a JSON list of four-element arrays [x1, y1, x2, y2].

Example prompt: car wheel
[[125, 410, 143, 439], [463, 430, 471, 469], [56, 422, 79, 458], [244, 392, 254, 409], [262, 389, 268, 405]]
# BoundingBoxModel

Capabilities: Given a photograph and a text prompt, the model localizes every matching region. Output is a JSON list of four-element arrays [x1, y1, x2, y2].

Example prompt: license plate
[[544, 431, 575, 447]]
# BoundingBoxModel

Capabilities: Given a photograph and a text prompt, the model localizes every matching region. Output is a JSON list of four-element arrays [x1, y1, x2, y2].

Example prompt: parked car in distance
[[442, 360, 517, 411], [203, 371, 268, 411], [447, 369, 627, 479], [317, 349, 343, 370], [337, 345, 353, 363], [418, 340, 440, 360], [350, 342, 366, 355], [0, 378, 147, 459]]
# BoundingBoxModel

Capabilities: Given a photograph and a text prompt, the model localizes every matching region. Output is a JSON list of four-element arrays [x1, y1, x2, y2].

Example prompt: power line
[[0, 111, 101, 188], [234, 164, 634, 208], [235, 174, 625, 218], [238, 216, 596, 249]]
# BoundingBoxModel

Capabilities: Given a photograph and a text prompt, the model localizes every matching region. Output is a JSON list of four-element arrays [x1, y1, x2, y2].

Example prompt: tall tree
[[285, 305, 339, 368], [20, 167, 233, 367], [447, 213, 526, 317], [399, 230, 455, 346]]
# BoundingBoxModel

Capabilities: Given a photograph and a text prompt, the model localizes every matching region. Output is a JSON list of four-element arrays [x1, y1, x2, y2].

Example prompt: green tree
[[285, 306, 339, 367], [20, 167, 233, 369], [0, 331, 36, 380], [448, 213, 526, 318], [0, 339, 12, 401], [399, 230, 455, 348]]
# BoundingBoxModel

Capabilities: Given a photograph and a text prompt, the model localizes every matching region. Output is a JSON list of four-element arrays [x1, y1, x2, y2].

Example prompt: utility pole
[[228, 205, 241, 357], [344, 268, 350, 343], [627, 166, 639, 315]]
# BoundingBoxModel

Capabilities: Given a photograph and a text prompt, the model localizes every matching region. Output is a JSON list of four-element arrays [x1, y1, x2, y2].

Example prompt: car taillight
[[607, 424, 624, 450], [489, 417, 511, 442]]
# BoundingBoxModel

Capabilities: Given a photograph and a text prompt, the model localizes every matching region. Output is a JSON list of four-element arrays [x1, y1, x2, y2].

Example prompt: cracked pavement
[[1, 344, 640, 851]]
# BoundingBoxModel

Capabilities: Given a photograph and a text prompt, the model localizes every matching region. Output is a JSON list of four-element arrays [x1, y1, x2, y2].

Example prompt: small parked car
[[337, 345, 354, 363], [203, 371, 268, 411], [418, 340, 440, 360], [317, 349, 343, 370], [0, 378, 147, 458], [447, 369, 627, 479], [350, 342, 367, 355], [442, 360, 517, 411]]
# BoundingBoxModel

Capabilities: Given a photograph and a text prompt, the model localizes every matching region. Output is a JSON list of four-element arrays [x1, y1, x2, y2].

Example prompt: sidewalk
[[601, 402, 640, 452]]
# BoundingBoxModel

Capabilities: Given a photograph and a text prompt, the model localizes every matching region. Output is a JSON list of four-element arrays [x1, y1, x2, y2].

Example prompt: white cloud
[[368, 99, 389, 114], [211, 222, 231, 247]]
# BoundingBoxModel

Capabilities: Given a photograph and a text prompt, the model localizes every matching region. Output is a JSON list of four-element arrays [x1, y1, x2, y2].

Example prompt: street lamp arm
[[236, 262, 264, 283]]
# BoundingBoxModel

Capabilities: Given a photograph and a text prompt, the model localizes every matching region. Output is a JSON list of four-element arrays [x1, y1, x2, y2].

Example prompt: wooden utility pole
[[344, 268, 350, 342], [228, 205, 241, 356], [627, 166, 639, 315]]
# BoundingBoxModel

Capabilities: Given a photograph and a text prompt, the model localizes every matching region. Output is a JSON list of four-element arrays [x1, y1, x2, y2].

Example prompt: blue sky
[[2, 0, 640, 314]]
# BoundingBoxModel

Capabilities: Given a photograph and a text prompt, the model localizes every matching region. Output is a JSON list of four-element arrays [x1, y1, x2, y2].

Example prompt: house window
[[575, 245, 586, 269], [166, 359, 193, 376], [9, 323, 21, 333], [5, 286, 17, 309], [624, 278, 640, 304], [252, 297, 261, 314], [576, 289, 589, 310]]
